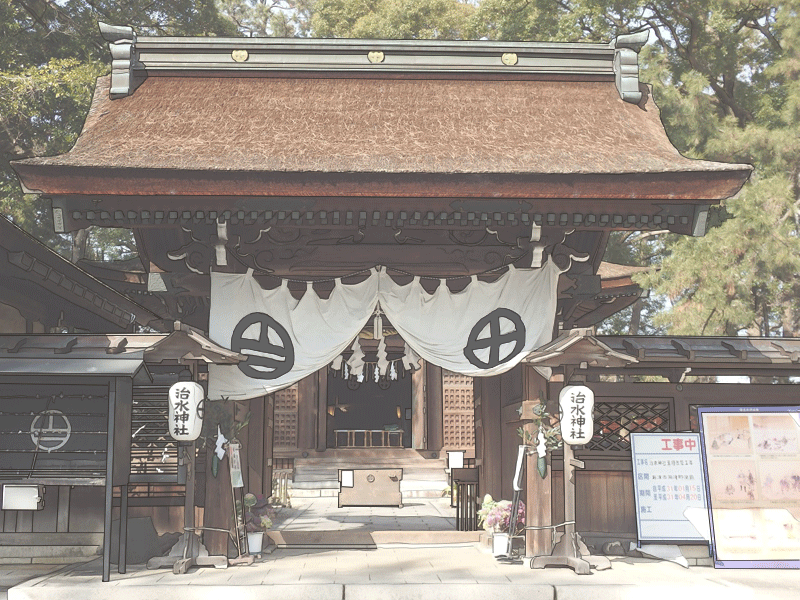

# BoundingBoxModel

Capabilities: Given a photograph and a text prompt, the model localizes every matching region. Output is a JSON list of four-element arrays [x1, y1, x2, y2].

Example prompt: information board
[[698, 406, 800, 569], [631, 432, 708, 542]]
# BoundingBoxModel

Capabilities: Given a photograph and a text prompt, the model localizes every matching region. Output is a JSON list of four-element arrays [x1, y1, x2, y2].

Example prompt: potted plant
[[243, 493, 273, 555], [477, 494, 525, 556]]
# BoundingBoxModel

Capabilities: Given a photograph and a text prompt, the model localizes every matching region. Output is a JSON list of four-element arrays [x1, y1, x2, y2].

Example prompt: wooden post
[[184, 442, 196, 540], [531, 376, 610, 573], [317, 368, 328, 452], [562, 441, 579, 554], [523, 367, 552, 558], [203, 402, 234, 555], [118, 484, 128, 574], [524, 422, 552, 557], [478, 375, 502, 499], [264, 393, 275, 501], [426, 363, 444, 453], [297, 374, 318, 450], [247, 397, 265, 496], [411, 363, 426, 449]]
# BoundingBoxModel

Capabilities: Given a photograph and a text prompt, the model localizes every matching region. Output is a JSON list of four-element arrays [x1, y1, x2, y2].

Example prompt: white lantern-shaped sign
[[168, 382, 204, 441], [559, 385, 594, 446]]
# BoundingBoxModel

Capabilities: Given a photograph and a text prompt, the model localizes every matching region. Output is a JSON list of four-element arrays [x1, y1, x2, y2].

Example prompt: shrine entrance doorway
[[326, 370, 413, 450]]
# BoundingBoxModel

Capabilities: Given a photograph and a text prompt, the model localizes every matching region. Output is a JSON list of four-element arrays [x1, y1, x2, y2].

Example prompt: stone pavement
[[273, 496, 457, 532], [4, 497, 800, 599], [0, 566, 62, 600], [6, 544, 800, 600]]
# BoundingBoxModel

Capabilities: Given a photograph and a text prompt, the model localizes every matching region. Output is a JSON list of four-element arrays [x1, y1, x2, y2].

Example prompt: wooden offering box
[[338, 468, 403, 508]]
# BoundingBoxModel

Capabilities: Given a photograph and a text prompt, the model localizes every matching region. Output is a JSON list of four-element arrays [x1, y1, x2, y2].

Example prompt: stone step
[[266, 530, 480, 549], [290, 479, 448, 490], [293, 469, 447, 480], [288, 487, 447, 499]]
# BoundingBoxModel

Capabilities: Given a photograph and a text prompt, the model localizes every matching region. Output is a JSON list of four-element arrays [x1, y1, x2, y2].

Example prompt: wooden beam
[[670, 339, 695, 360], [721, 340, 747, 360], [622, 339, 646, 360]]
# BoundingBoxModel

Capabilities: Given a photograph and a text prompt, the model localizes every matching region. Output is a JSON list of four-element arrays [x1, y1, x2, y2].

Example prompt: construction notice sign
[[698, 406, 800, 569], [631, 432, 708, 542]]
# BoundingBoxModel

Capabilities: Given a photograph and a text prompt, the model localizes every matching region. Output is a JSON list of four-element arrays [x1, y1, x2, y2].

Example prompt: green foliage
[[1, 0, 237, 256], [634, 1, 800, 337], [517, 402, 562, 452], [217, 0, 305, 36], [200, 400, 251, 451], [310, 0, 475, 39]]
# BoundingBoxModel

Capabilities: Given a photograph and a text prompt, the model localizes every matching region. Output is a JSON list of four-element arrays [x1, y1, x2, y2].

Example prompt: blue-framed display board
[[698, 405, 800, 569], [630, 432, 708, 543]]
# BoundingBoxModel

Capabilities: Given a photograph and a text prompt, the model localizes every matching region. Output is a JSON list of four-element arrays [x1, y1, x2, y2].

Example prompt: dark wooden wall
[[474, 363, 541, 502], [0, 486, 106, 563]]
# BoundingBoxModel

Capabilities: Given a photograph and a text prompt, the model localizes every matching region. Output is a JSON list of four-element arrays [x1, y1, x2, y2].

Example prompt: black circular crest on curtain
[[463, 308, 526, 369], [231, 312, 295, 379]]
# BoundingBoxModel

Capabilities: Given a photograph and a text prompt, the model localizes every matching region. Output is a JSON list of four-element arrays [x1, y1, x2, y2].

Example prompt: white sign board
[[559, 385, 594, 445], [227, 442, 244, 488], [698, 406, 800, 568], [631, 432, 708, 542]]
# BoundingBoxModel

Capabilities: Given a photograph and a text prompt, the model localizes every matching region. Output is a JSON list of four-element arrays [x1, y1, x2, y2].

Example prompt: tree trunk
[[71, 228, 89, 263], [629, 299, 643, 335]]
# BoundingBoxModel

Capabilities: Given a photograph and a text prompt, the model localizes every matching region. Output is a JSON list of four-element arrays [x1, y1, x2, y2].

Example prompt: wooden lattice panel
[[274, 385, 298, 411], [273, 384, 298, 448], [587, 401, 671, 452], [442, 370, 475, 449]]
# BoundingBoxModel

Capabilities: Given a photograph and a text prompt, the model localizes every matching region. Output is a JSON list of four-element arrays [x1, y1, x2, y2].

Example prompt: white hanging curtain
[[378, 261, 562, 377], [208, 269, 378, 400], [207, 261, 562, 400]]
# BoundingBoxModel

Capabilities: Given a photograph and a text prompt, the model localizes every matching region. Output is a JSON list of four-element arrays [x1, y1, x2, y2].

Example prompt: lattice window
[[586, 401, 671, 452], [131, 384, 179, 479], [273, 384, 299, 448], [443, 370, 475, 449]]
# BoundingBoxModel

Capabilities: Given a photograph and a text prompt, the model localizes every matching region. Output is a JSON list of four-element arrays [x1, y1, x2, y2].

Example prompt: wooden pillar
[[264, 393, 275, 501], [523, 366, 553, 558], [317, 368, 328, 452], [235, 400, 250, 491], [203, 401, 234, 555], [425, 363, 444, 453], [477, 375, 502, 500], [411, 363, 427, 449], [247, 397, 265, 497], [296, 374, 318, 451]]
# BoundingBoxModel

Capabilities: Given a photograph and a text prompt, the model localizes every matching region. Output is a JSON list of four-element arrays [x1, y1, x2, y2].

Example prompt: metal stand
[[531, 442, 610, 574], [147, 441, 230, 573], [227, 441, 255, 566], [503, 445, 529, 559]]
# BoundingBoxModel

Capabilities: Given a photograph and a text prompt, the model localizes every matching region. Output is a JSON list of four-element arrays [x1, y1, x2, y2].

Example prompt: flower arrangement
[[477, 494, 525, 533], [243, 493, 274, 532]]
